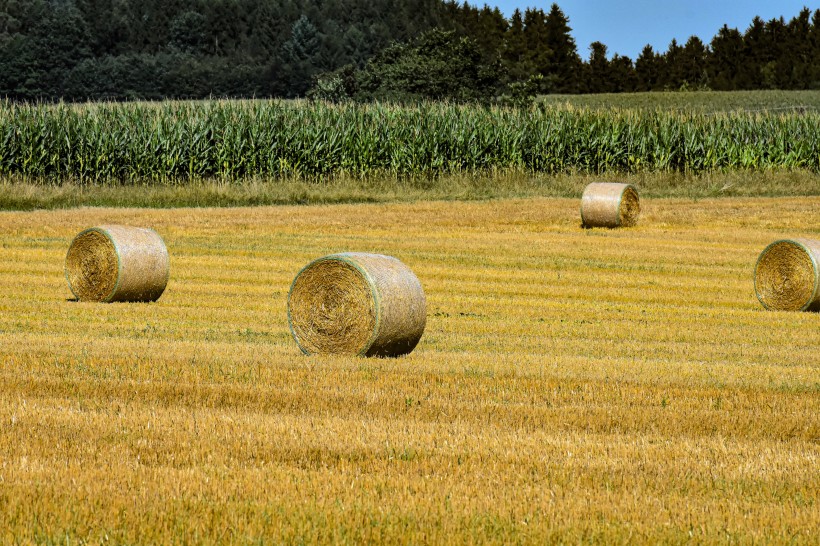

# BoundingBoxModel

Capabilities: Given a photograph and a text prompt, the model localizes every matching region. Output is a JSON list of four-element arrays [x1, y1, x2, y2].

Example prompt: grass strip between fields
[[2, 170, 819, 210]]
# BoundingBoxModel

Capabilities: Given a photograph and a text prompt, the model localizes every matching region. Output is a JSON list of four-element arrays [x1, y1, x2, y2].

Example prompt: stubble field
[[0, 196, 818, 543]]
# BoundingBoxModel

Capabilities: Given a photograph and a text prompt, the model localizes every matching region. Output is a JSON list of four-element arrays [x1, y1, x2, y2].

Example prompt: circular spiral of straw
[[65, 229, 119, 302], [754, 238, 820, 312], [65, 225, 169, 303], [581, 182, 640, 228], [288, 253, 426, 357]]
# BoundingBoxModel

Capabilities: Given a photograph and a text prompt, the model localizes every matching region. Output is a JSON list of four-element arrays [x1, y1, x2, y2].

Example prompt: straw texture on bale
[[581, 182, 640, 228], [65, 225, 169, 303], [287, 253, 426, 357], [754, 238, 820, 312]]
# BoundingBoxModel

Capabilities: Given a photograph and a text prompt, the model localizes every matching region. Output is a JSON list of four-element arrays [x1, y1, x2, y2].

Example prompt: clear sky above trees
[[490, 0, 818, 59]]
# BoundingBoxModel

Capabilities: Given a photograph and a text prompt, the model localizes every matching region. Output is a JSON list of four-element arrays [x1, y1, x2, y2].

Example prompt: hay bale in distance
[[288, 252, 426, 357], [581, 182, 640, 228], [754, 238, 820, 312], [65, 225, 169, 302]]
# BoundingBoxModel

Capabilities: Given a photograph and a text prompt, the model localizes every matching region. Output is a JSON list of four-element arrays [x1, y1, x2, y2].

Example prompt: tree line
[[0, 0, 818, 102]]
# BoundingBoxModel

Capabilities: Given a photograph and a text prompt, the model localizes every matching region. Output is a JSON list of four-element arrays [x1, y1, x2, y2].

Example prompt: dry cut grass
[[0, 196, 818, 544]]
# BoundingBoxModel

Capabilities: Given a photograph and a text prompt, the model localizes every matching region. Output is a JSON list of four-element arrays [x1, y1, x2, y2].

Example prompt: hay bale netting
[[65, 225, 169, 303], [754, 238, 820, 312], [287, 252, 426, 357], [580, 182, 640, 228]]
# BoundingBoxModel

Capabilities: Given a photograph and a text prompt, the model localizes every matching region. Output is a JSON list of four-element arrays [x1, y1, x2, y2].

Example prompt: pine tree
[[635, 44, 661, 91], [679, 36, 709, 89], [787, 8, 813, 89], [521, 7, 549, 84], [169, 11, 209, 54], [763, 16, 789, 88], [608, 54, 636, 92], [501, 9, 527, 82], [474, 6, 507, 63], [660, 38, 684, 89], [709, 25, 744, 90], [543, 3, 581, 92], [810, 9, 820, 88], [586, 41, 609, 93], [742, 16, 768, 88], [283, 15, 320, 62]]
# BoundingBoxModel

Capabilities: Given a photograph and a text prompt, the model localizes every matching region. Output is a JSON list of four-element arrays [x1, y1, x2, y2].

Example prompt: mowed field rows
[[0, 197, 818, 543]]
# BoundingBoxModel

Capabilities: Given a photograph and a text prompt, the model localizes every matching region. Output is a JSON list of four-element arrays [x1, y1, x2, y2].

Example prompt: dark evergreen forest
[[1, 0, 818, 102]]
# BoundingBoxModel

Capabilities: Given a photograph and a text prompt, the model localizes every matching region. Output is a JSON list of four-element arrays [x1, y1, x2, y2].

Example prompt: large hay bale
[[287, 252, 426, 357], [580, 182, 640, 228], [65, 225, 169, 303], [754, 238, 820, 312]]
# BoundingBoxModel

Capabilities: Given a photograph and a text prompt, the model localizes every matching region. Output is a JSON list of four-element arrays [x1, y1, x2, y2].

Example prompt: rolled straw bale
[[65, 225, 169, 302], [287, 252, 426, 357], [754, 238, 820, 312], [580, 182, 640, 228]]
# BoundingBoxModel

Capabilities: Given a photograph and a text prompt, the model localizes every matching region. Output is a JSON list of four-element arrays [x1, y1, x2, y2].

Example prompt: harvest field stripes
[[0, 197, 819, 543], [1, 99, 819, 183]]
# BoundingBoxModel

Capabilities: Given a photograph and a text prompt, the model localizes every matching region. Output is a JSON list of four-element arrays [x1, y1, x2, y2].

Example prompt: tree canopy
[[0, 1, 818, 102]]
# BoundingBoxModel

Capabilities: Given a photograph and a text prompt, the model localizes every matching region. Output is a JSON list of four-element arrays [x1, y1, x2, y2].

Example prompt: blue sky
[[488, 1, 817, 60]]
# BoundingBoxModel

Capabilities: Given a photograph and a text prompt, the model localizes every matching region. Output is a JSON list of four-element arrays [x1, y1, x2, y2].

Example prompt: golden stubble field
[[0, 196, 818, 544]]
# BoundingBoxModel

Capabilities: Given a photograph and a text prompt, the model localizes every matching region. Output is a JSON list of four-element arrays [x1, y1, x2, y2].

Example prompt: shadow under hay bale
[[581, 182, 640, 228], [287, 252, 426, 357], [65, 225, 169, 303], [754, 238, 820, 312]]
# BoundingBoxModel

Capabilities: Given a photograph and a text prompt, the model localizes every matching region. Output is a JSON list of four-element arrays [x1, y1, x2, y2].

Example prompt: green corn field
[[538, 89, 820, 113], [0, 99, 818, 183]]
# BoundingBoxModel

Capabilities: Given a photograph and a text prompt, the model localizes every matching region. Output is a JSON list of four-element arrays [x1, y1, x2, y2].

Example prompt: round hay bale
[[65, 225, 169, 303], [754, 238, 820, 312], [287, 252, 426, 357], [580, 182, 640, 228]]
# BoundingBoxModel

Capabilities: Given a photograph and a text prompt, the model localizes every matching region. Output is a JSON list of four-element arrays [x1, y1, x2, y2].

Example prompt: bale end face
[[617, 186, 640, 227], [581, 182, 640, 228], [65, 229, 119, 302], [754, 238, 820, 312], [288, 257, 377, 355], [288, 253, 426, 357]]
